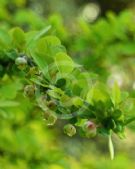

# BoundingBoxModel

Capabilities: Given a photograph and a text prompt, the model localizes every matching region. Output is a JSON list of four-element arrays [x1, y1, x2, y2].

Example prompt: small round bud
[[64, 124, 76, 137], [47, 100, 57, 110], [82, 121, 97, 138], [24, 85, 35, 98], [15, 57, 27, 70], [43, 111, 57, 126]]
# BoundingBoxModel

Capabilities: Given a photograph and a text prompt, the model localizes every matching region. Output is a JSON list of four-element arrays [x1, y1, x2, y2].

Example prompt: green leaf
[[55, 52, 74, 75], [120, 98, 135, 114], [111, 82, 121, 106], [0, 29, 11, 48], [77, 72, 91, 88], [35, 36, 65, 62], [29, 36, 65, 79], [0, 77, 23, 99], [121, 91, 129, 102], [9, 27, 26, 50], [60, 94, 73, 107], [6, 49, 18, 60], [125, 116, 135, 125], [29, 42, 49, 78], [112, 109, 122, 120], [30, 77, 49, 88], [86, 83, 110, 104], [34, 25, 51, 41], [72, 96, 83, 107], [47, 86, 64, 99]]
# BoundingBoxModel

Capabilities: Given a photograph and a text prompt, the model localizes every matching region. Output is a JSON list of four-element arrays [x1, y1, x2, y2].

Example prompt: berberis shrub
[[0, 24, 135, 160]]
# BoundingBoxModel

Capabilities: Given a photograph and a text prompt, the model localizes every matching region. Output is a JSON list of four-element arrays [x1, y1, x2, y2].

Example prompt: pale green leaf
[[112, 82, 121, 106], [55, 52, 74, 75]]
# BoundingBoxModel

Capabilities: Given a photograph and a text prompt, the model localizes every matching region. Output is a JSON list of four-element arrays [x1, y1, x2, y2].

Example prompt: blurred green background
[[0, 0, 135, 168]]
